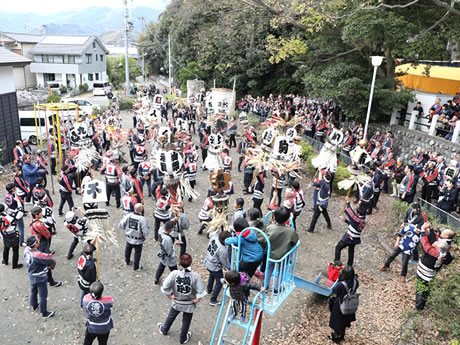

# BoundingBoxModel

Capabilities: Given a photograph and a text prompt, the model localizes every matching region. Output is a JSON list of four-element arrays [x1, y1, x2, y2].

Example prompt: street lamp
[[363, 56, 384, 139]]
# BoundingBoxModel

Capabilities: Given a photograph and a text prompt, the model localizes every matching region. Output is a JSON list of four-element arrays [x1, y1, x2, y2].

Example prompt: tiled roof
[[29, 35, 109, 56], [0, 47, 32, 66], [2, 32, 44, 43]]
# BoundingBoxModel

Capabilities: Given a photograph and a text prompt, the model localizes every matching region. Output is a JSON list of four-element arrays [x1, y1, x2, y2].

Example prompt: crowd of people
[[0, 89, 456, 344]]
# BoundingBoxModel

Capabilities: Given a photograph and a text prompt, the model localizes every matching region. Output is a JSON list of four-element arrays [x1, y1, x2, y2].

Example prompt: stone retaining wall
[[347, 122, 460, 161]]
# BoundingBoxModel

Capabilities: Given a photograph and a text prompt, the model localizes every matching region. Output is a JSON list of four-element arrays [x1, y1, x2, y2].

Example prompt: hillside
[[0, 6, 162, 36]]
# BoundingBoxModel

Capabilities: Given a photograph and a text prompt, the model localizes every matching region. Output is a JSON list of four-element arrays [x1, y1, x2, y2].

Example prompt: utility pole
[[168, 34, 172, 93], [123, 0, 130, 95]]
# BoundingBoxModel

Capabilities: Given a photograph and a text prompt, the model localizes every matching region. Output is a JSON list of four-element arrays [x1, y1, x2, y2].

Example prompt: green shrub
[[248, 113, 260, 127], [333, 165, 351, 196], [59, 86, 67, 94], [47, 90, 61, 103], [427, 264, 460, 340], [164, 94, 175, 102], [301, 142, 314, 161], [98, 105, 108, 114], [119, 97, 135, 110], [91, 106, 100, 115], [79, 83, 89, 92]]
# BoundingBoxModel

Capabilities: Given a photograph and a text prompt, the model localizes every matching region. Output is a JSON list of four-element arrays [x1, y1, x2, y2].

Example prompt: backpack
[[339, 280, 359, 315]]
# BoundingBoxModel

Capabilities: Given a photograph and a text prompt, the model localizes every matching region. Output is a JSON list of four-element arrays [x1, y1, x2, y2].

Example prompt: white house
[[29, 35, 109, 90], [0, 47, 31, 163], [0, 32, 43, 89]]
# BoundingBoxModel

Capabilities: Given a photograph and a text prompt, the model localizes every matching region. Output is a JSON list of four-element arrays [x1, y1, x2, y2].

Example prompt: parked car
[[62, 98, 94, 116], [93, 81, 111, 96], [18, 105, 55, 145], [46, 81, 62, 95]]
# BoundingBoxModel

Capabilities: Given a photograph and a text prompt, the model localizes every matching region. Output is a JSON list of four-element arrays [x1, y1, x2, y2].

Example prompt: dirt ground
[[0, 109, 415, 345]]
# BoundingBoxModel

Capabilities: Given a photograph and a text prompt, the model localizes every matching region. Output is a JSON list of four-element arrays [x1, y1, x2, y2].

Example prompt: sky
[[1, 0, 170, 14]]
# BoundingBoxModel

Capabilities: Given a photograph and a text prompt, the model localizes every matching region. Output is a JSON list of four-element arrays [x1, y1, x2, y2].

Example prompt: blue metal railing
[[210, 227, 271, 345]]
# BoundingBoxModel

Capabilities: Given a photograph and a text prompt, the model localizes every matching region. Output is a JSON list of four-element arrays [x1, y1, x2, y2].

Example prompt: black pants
[[207, 269, 224, 303], [25, 183, 35, 203], [125, 242, 143, 270], [231, 299, 248, 319], [415, 277, 430, 310], [188, 122, 196, 134], [421, 184, 436, 204], [202, 149, 208, 165], [362, 201, 372, 215], [178, 236, 187, 257], [229, 134, 237, 148], [139, 178, 152, 197], [2, 242, 19, 267], [384, 247, 410, 277], [253, 199, 263, 214], [68, 174, 77, 189], [161, 307, 193, 344], [308, 205, 331, 232], [155, 263, 177, 283], [331, 328, 346, 343], [154, 217, 169, 241], [198, 221, 208, 234], [30, 280, 48, 314], [106, 183, 121, 208], [401, 192, 415, 204], [269, 187, 283, 207], [244, 173, 252, 193], [58, 191, 74, 215], [239, 260, 261, 278], [238, 156, 245, 172], [372, 191, 380, 209], [67, 237, 79, 259], [292, 212, 300, 230], [83, 329, 110, 345], [39, 237, 51, 254], [51, 158, 56, 175], [334, 240, 356, 266]]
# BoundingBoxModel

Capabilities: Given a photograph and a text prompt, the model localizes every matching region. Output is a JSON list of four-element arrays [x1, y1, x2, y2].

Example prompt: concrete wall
[[364, 122, 460, 161], [0, 66, 16, 94]]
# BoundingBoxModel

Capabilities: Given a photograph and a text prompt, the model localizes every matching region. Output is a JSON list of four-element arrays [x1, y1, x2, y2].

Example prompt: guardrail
[[418, 197, 460, 230]]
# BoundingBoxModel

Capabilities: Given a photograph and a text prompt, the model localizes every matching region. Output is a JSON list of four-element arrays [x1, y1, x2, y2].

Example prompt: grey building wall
[[78, 41, 107, 75]]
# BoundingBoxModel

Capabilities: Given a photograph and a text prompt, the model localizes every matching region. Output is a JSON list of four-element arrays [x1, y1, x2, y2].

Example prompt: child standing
[[223, 270, 264, 323]]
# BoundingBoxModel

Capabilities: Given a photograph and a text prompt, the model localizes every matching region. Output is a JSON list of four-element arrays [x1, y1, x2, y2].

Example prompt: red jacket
[[30, 219, 51, 239]]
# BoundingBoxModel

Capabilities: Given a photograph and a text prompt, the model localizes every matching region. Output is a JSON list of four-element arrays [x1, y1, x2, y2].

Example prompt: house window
[[54, 55, 63, 63], [35, 55, 42, 62], [88, 74, 93, 81], [95, 73, 99, 80], [44, 73, 55, 82], [42, 55, 49, 63], [86, 54, 92, 64], [100, 54, 103, 61], [92, 42, 96, 49], [64, 55, 76, 64], [96, 54, 98, 62]]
